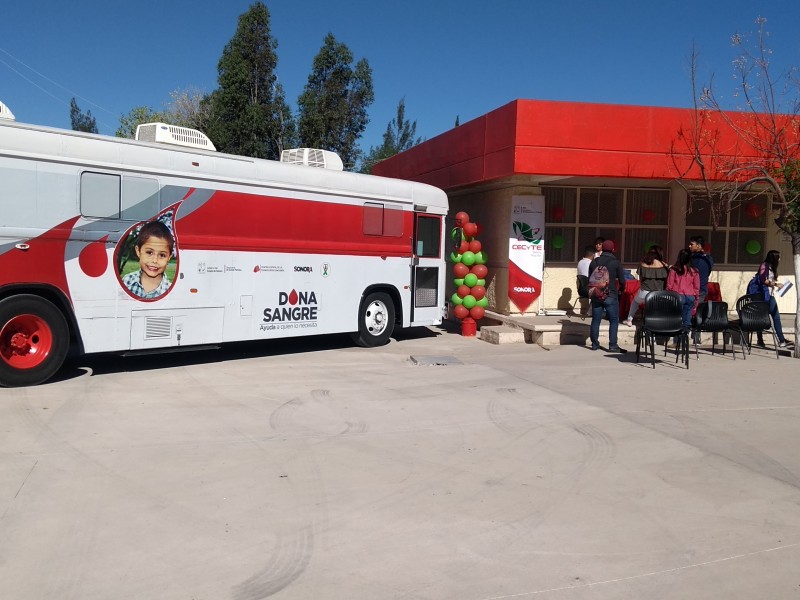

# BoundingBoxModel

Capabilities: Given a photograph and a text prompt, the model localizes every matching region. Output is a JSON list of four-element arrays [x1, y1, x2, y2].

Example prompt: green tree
[[116, 105, 169, 138], [359, 98, 421, 173], [70, 98, 98, 133], [297, 33, 374, 169], [203, 1, 292, 159]]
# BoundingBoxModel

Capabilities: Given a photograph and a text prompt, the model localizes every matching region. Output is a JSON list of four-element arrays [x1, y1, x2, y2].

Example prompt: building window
[[544, 187, 670, 264], [685, 192, 770, 265]]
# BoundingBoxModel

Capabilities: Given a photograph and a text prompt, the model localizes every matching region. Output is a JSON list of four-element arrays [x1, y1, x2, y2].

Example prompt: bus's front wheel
[[0, 295, 70, 387], [351, 292, 395, 347]]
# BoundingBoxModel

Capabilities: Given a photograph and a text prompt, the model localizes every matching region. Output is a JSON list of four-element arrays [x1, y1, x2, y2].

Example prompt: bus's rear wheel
[[0, 295, 69, 387], [351, 292, 395, 347]]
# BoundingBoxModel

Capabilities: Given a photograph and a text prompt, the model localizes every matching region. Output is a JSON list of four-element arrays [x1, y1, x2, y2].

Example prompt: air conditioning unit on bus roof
[[0, 100, 16, 121], [280, 148, 343, 171], [135, 122, 216, 151]]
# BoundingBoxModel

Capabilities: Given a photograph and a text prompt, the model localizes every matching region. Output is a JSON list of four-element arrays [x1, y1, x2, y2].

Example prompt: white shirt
[[577, 257, 592, 278]]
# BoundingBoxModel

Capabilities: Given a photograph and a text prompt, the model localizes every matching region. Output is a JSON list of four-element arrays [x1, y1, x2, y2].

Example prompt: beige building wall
[[446, 177, 797, 316]]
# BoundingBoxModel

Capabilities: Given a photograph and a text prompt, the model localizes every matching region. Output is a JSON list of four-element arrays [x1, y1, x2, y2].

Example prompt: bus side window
[[81, 172, 120, 219], [122, 176, 159, 221], [415, 215, 441, 257], [363, 202, 403, 237]]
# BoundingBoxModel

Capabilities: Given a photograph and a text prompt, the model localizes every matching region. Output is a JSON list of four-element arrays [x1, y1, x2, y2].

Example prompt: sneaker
[[624, 318, 633, 327], [755, 340, 766, 348], [778, 341, 788, 348], [590, 343, 600, 351], [608, 345, 628, 354]]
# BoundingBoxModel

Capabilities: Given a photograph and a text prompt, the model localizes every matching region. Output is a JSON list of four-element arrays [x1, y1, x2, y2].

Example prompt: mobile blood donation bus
[[0, 102, 448, 387]]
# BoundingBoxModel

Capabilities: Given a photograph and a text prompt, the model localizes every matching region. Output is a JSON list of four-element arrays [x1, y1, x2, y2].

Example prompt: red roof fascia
[[373, 99, 797, 187]]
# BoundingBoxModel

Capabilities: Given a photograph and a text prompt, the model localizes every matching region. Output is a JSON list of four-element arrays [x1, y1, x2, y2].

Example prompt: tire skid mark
[[569, 423, 617, 480], [231, 527, 314, 600]]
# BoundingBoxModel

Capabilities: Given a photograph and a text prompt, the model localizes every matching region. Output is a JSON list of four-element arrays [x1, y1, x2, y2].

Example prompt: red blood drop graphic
[[288, 289, 298, 305], [79, 236, 109, 278]]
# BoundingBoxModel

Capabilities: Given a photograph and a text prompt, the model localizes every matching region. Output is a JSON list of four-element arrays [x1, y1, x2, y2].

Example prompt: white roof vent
[[135, 122, 215, 151], [280, 148, 344, 171], [0, 101, 16, 121]]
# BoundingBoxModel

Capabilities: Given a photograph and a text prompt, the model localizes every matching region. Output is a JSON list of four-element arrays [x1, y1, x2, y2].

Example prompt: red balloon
[[457, 284, 471, 298], [468, 240, 482, 253], [471, 285, 486, 300], [455, 211, 470, 227], [469, 306, 485, 320], [642, 209, 656, 223], [703, 243, 712, 254], [458, 240, 470, 254], [552, 206, 566, 221], [462, 222, 478, 238], [475, 223, 483, 237], [453, 304, 469, 319], [470, 264, 488, 279], [745, 202, 763, 219], [453, 263, 469, 278]]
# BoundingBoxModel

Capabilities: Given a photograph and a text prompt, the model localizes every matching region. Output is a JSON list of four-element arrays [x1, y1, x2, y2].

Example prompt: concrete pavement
[[1, 326, 800, 599]]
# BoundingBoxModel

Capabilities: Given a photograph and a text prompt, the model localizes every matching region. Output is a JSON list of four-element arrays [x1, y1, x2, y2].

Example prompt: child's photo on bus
[[118, 217, 177, 300]]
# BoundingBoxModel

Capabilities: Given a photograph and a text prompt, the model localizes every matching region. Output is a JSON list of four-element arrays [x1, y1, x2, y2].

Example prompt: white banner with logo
[[508, 195, 545, 312]]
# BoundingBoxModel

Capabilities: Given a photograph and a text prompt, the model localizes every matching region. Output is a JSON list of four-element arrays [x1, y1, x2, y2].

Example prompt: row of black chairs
[[634, 292, 780, 368]]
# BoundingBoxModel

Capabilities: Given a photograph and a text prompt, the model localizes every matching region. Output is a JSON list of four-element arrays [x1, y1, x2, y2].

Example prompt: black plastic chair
[[573, 274, 590, 317], [730, 295, 779, 359], [691, 301, 733, 360], [635, 291, 689, 369]]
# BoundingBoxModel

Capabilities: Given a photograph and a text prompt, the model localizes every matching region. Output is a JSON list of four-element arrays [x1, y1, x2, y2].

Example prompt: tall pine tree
[[204, 1, 293, 159], [297, 33, 374, 169], [70, 98, 98, 133], [360, 98, 421, 173]]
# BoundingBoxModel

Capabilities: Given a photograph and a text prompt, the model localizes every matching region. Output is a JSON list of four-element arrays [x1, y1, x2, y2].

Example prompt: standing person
[[666, 249, 699, 331], [593, 236, 605, 258], [588, 240, 627, 353], [753, 250, 790, 348], [576, 246, 594, 316], [688, 236, 713, 343], [624, 245, 669, 326]]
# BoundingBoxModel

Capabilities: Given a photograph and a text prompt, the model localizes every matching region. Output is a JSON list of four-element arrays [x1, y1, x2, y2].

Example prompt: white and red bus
[[0, 105, 448, 387]]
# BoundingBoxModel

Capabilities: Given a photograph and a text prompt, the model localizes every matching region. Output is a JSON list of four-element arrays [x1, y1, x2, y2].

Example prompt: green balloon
[[461, 251, 476, 266], [476, 297, 489, 307], [450, 251, 462, 263], [450, 227, 461, 241], [453, 278, 465, 286], [643, 241, 656, 254], [474, 250, 487, 264], [464, 273, 478, 287], [745, 239, 761, 255], [551, 234, 565, 249], [462, 295, 477, 309], [476, 278, 486, 286], [451, 293, 463, 306]]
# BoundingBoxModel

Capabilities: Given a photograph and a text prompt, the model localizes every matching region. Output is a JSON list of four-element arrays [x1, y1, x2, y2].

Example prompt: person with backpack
[[588, 239, 627, 352], [749, 250, 790, 348], [688, 236, 714, 342], [666, 249, 700, 331]]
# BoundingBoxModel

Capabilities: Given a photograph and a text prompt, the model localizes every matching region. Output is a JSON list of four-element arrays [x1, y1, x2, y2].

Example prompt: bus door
[[409, 212, 444, 324]]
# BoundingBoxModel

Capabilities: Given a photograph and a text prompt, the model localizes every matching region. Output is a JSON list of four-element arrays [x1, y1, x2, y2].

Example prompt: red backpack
[[587, 265, 610, 301]]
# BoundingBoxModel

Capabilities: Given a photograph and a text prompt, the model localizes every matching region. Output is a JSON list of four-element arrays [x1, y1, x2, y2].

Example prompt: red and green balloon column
[[450, 211, 489, 336]]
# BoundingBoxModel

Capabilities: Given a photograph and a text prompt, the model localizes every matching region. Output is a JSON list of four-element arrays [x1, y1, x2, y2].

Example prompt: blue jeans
[[591, 296, 619, 347], [757, 296, 786, 343], [679, 295, 695, 329]]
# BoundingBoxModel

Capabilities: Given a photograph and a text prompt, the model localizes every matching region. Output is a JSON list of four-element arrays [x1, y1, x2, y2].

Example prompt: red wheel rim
[[0, 314, 54, 370]]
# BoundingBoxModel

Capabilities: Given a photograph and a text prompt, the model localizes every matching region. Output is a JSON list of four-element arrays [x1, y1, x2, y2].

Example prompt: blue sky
[[1, 1, 798, 155]]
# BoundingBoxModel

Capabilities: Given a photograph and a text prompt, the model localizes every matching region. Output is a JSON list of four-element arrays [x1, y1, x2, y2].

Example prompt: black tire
[[351, 292, 395, 348], [0, 295, 70, 387]]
